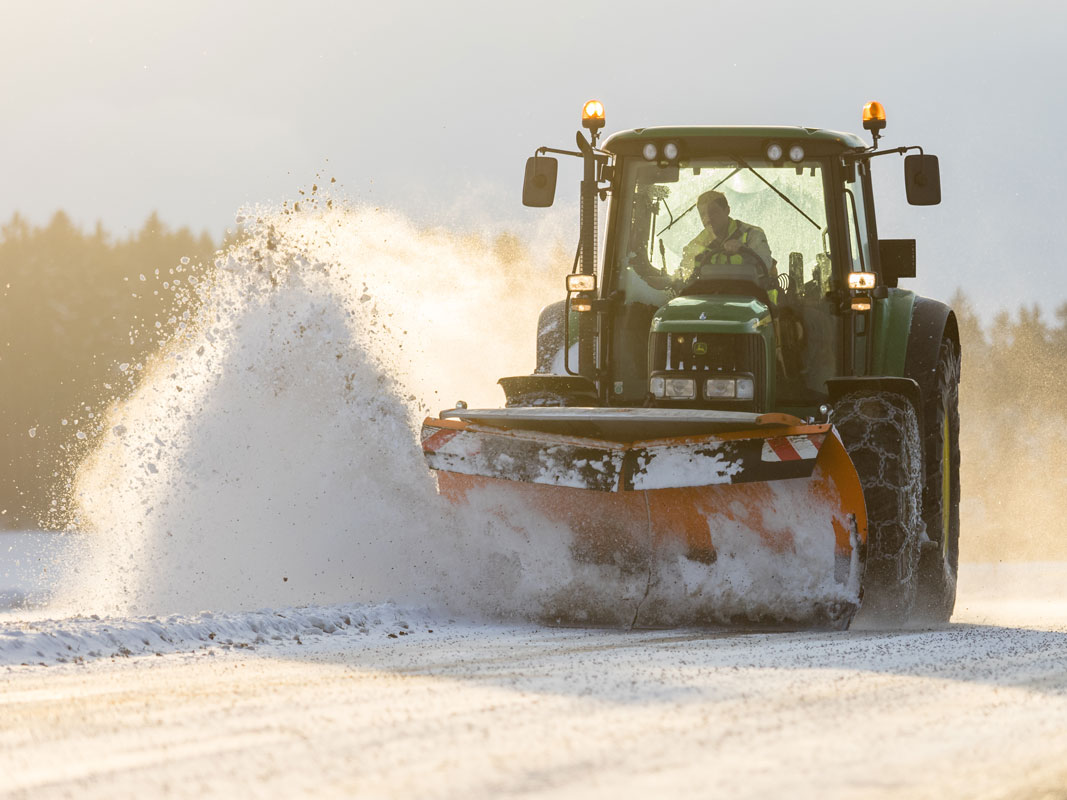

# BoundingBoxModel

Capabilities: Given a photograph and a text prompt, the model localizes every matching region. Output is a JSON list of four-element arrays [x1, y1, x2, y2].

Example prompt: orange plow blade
[[421, 409, 867, 627]]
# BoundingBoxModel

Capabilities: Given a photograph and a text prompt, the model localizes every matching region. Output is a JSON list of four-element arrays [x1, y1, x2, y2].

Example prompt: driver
[[679, 190, 774, 283]]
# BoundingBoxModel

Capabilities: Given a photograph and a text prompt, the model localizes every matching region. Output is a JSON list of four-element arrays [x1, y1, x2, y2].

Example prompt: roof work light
[[582, 100, 605, 131]]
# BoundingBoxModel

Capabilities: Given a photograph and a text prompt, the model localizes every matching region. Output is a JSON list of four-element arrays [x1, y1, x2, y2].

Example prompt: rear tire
[[834, 391, 923, 625], [915, 339, 961, 622]]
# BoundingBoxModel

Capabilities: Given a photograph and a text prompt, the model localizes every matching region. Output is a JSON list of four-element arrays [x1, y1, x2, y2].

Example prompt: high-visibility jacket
[[679, 218, 777, 302], [693, 219, 772, 272]]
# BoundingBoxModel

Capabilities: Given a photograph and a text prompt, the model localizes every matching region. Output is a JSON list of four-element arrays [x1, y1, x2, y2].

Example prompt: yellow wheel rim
[[941, 401, 951, 559]]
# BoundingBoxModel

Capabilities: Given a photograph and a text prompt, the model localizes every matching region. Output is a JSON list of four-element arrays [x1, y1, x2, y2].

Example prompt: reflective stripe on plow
[[763, 437, 800, 462], [788, 434, 821, 460], [421, 427, 461, 452], [761, 434, 821, 462]]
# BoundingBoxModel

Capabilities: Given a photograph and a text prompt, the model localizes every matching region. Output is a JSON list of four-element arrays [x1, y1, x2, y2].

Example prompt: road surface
[[2, 563, 1066, 799]]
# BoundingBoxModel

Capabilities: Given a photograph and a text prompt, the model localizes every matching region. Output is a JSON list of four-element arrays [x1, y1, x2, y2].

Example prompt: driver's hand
[[722, 239, 742, 255]]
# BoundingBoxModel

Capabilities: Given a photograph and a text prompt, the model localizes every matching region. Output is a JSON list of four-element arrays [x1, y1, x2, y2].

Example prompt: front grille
[[649, 332, 765, 410]]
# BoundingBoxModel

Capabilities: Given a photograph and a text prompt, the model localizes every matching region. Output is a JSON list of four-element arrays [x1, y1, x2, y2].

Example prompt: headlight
[[847, 272, 877, 290], [651, 376, 696, 399], [704, 376, 755, 400], [766, 143, 783, 161], [642, 143, 658, 161], [665, 378, 696, 399], [663, 142, 679, 160], [788, 144, 805, 162], [566, 274, 596, 292], [705, 378, 736, 398]]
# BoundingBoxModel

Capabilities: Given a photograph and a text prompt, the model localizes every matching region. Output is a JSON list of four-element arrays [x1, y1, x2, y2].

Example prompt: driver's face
[[699, 200, 728, 229]]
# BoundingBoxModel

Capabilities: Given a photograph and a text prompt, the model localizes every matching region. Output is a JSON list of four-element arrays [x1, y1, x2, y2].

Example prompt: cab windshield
[[612, 156, 832, 303]]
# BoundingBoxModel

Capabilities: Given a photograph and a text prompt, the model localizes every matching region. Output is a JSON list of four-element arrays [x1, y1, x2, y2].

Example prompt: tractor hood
[[650, 295, 772, 335]]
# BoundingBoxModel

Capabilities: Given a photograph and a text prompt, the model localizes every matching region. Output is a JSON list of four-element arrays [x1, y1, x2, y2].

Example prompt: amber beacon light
[[582, 100, 605, 130], [863, 101, 886, 144]]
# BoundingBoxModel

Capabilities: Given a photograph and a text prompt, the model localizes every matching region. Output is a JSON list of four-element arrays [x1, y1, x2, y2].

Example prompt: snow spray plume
[[61, 198, 600, 617]]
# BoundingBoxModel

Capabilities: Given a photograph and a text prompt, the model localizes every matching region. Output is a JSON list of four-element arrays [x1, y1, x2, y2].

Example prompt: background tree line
[[1, 213, 1064, 560], [0, 211, 217, 529]]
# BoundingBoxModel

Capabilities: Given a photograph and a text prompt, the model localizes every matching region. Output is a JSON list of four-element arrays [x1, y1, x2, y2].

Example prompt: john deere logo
[[693, 342, 709, 355]]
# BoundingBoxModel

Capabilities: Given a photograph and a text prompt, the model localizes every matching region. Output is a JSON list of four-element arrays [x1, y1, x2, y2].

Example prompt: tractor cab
[[602, 129, 851, 414], [519, 102, 940, 421]]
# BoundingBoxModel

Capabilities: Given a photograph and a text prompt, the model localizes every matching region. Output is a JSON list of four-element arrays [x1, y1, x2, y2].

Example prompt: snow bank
[[0, 601, 436, 667]]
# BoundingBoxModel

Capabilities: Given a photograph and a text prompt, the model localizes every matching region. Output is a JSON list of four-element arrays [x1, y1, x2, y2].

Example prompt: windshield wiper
[[731, 154, 821, 231], [658, 198, 675, 230]]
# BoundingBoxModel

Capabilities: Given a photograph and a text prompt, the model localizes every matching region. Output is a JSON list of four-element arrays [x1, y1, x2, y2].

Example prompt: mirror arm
[[537, 145, 582, 158], [843, 144, 924, 162], [535, 146, 611, 163]]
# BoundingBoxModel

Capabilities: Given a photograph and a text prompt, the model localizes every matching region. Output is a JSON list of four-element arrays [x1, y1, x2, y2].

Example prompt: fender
[[826, 376, 923, 420], [826, 375, 925, 469]]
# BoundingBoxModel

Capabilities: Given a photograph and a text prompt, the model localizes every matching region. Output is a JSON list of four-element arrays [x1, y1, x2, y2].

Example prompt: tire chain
[[833, 391, 924, 620]]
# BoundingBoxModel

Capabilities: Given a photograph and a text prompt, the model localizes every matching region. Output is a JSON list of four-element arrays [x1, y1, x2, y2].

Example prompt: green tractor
[[421, 101, 959, 628]]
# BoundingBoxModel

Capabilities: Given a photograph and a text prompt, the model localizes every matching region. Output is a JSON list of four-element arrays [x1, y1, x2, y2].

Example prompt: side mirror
[[523, 156, 558, 207], [904, 154, 941, 206]]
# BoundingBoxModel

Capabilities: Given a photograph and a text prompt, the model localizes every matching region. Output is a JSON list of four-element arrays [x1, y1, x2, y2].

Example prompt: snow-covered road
[[3, 565, 1066, 800]]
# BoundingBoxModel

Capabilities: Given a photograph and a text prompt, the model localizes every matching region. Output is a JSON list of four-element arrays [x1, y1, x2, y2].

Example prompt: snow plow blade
[[421, 408, 867, 628]]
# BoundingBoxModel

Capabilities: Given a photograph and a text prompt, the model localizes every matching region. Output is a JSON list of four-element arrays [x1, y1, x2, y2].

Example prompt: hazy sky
[[2, 0, 1064, 314]]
